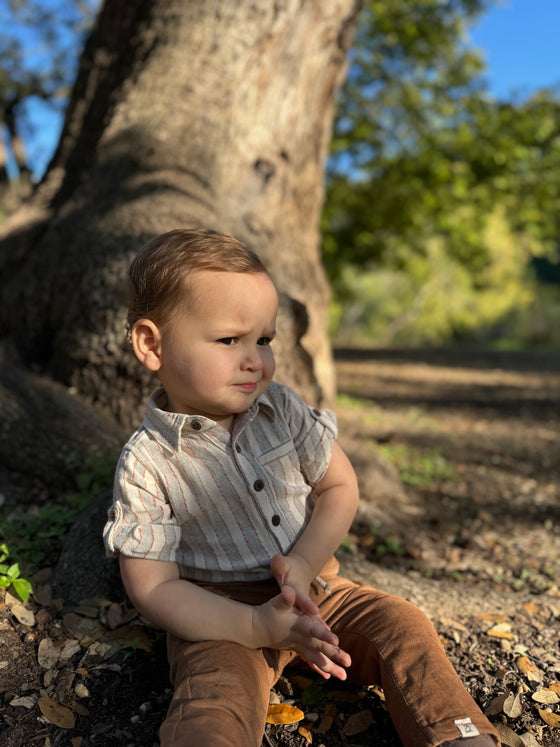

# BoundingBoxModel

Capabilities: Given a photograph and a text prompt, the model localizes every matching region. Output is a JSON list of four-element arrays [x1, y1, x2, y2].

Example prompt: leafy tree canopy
[[324, 0, 560, 345]]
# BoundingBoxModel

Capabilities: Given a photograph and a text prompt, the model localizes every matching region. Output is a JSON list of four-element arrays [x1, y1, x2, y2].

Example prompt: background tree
[[0, 0, 95, 209], [0, 0, 362, 429], [323, 0, 560, 346]]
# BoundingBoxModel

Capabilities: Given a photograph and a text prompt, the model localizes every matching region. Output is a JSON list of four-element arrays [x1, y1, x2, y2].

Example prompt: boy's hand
[[271, 552, 319, 617], [251, 585, 351, 680]]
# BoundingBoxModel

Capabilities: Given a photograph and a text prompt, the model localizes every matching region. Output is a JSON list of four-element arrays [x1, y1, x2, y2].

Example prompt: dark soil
[[1, 349, 559, 747]]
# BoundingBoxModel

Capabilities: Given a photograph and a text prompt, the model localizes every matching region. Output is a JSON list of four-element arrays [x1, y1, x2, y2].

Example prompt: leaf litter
[[1, 351, 560, 746]]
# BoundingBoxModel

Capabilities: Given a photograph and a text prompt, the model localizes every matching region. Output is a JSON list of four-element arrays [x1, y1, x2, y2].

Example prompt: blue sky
[[468, 0, 560, 99]]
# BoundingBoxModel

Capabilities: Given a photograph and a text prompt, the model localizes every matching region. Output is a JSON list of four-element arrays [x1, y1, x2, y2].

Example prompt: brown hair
[[127, 228, 269, 333]]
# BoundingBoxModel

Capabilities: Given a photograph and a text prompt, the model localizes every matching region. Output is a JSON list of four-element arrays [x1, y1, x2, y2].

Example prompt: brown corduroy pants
[[160, 559, 500, 747]]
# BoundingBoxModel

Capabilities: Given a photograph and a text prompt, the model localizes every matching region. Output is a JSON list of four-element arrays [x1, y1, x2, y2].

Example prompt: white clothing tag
[[454, 717, 480, 738]]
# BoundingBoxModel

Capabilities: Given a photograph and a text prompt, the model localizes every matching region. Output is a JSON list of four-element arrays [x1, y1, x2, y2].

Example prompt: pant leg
[[311, 572, 500, 747], [160, 633, 295, 747]]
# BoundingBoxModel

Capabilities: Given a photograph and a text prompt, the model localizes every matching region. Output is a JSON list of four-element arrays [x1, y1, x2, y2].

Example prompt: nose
[[241, 345, 263, 371]]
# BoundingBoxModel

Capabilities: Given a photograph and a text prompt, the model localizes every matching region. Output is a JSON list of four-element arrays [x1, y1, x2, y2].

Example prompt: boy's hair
[[127, 228, 269, 332]]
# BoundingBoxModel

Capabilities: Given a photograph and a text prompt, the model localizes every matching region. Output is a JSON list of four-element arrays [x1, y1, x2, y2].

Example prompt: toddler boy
[[104, 228, 499, 746]]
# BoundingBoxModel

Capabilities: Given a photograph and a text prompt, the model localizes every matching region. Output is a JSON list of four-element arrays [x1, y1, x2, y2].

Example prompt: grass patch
[[376, 443, 457, 486], [0, 454, 115, 592]]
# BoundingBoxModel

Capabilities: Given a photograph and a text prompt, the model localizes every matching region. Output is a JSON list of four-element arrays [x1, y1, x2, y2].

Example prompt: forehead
[[184, 270, 278, 316]]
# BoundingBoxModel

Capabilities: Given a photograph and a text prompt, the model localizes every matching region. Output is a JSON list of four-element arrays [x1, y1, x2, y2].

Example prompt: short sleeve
[[279, 385, 338, 487], [103, 446, 181, 561]]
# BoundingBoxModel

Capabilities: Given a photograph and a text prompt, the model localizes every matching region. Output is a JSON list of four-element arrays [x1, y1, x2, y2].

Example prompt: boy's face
[[146, 270, 278, 428]]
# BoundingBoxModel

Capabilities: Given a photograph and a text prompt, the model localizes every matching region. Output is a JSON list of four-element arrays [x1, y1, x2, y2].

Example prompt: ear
[[131, 319, 163, 372]]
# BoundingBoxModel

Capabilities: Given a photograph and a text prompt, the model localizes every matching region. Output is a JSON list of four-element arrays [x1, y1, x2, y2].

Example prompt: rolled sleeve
[[281, 387, 338, 487], [103, 448, 181, 561]]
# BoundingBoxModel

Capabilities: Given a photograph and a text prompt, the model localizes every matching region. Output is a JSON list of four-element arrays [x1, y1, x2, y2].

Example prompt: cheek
[[264, 351, 276, 378]]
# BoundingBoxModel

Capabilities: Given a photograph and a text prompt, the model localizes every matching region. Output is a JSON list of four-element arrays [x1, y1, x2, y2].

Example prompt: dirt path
[[1, 349, 559, 747]]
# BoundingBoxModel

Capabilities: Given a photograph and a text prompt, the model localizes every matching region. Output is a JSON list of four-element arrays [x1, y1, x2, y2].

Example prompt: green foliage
[[0, 454, 114, 572], [0, 542, 33, 602], [375, 442, 457, 486], [323, 0, 560, 346]]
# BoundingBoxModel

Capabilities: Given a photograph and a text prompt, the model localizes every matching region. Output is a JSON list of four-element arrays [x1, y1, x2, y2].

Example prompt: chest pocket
[[259, 440, 305, 488]]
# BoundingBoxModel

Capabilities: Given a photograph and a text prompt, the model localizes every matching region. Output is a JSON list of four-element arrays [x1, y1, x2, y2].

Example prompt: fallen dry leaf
[[342, 709, 373, 736], [9, 695, 36, 709], [522, 602, 540, 617], [316, 702, 337, 734], [297, 722, 313, 743], [503, 692, 523, 718], [494, 723, 525, 747], [532, 689, 560, 705], [5, 592, 35, 627], [476, 614, 509, 623], [266, 703, 304, 725], [37, 696, 75, 728], [485, 693, 508, 716], [537, 708, 560, 728], [516, 656, 537, 674], [102, 625, 153, 653], [487, 621, 515, 640], [37, 638, 60, 669], [546, 682, 560, 694]]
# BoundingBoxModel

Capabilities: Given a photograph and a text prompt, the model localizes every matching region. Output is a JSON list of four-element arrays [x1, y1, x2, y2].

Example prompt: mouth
[[235, 382, 258, 393]]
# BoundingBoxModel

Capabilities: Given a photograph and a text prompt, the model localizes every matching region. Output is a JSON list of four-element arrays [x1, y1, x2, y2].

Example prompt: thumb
[[279, 584, 296, 610], [271, 553, 288, 586]]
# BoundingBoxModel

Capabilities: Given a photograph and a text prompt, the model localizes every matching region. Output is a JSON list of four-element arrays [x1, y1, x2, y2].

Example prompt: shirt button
[[109, 509, 117, 521], [313, 408, 321, 417], [191, 420, 202, 431], [235, 444, 241, 453], [271, 514, 281, 526], [253, 479, 264, 491]]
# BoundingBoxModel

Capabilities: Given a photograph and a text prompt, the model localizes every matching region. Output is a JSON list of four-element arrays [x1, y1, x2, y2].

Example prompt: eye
[[217, 337, 237, 346], [257, 337, 273, 346]]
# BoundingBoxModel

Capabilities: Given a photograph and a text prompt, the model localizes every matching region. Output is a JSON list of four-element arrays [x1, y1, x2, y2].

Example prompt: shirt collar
[[142, 386, 276, 453]]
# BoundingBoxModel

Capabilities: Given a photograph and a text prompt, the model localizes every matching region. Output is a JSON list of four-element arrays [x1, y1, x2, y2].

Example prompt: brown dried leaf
[[298, 722, 313, 743], [102, 625, 153, 653], [5, 593, 36, 627], [522, 602, 540, 617], [486, 627, 515, 641], [485, 693, 508, 716], [503, 692, 523, 718], [317, 702, 337, 734], [494, 723, 525, 747], [516, 656, 537, 674], [477, 614, 509, 623], [37, 638, 60, 669], [288, 675, 313, 692], [537, 708, 560, 728], [532, 689, 560, 705], [546, 682, 560, 694], [266, 704, 304, 725], [342, 709, 373, 736], [37, 696, 75, 728]]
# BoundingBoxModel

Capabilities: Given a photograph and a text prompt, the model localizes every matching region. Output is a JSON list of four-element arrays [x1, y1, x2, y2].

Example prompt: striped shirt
[[103, 381, 337, 583]]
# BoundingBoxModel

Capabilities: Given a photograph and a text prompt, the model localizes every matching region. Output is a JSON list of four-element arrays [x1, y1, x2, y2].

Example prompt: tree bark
[[0, 0, 361, 429]]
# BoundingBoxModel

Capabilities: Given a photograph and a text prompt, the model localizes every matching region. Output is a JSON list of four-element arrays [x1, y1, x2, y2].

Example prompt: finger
[[270, 553, 288, 586], [279, 585, 296, 609], [293, 590, 321, 618], [305, 651, 348, 681]]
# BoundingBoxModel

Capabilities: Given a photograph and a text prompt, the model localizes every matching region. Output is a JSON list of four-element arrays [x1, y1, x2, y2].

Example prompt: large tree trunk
[[0, 0, 361, 429]]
